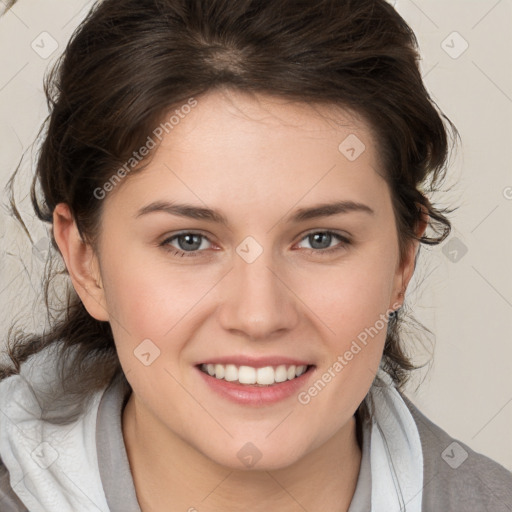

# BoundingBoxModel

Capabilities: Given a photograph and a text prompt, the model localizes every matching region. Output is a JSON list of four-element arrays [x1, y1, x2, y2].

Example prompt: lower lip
[[196, 366, 316, 406]]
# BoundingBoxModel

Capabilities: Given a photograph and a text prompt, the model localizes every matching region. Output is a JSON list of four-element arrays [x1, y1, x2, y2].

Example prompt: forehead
[[167, 88, 375, 153], [103, 88, 389, 219]]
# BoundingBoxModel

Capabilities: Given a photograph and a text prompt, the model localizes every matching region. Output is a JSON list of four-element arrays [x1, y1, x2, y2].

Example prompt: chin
[[197, 438, 308, 472]]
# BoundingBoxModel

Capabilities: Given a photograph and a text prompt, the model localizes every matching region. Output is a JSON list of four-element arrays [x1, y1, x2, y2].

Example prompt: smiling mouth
[[198, 363, 315, 386]]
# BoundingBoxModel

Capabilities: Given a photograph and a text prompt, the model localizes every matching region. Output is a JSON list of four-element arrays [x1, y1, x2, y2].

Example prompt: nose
[[217, 245, 300, 341]]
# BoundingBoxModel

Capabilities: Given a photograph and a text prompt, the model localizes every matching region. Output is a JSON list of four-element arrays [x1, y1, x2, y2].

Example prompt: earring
[[388, 308, 400, 320], [388, 290, 404, 319]]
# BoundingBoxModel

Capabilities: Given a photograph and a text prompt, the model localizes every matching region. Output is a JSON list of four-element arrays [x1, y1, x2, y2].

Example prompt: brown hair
[[3, 0, 456, 424]]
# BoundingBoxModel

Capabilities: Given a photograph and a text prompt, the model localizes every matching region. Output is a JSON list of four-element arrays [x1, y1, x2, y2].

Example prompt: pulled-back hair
[[2, 0, 456, 424]]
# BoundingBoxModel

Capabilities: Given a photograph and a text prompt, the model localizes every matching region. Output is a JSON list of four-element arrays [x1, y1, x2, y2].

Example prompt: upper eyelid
[[162, 230, 214, 244], [298, 231, 348, 241]]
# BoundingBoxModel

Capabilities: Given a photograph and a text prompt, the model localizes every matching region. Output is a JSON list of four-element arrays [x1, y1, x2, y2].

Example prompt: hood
[[0, 344, 424, 512]]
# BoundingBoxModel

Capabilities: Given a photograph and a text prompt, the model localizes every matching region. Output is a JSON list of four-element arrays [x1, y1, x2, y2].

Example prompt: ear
[[53, 203, 109, 322], [390, 202, 429, 309]]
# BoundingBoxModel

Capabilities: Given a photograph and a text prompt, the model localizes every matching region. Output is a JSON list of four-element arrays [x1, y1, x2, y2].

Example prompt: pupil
[[179, 234, 201, 251], [311, 232, 331, 249]]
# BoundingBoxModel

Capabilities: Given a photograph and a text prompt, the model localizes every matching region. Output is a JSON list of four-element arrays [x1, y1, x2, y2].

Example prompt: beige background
[[0, 0, 511, 470]]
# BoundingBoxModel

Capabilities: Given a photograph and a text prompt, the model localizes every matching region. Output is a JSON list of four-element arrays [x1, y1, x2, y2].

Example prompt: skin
[[54, 88, 426, 512]]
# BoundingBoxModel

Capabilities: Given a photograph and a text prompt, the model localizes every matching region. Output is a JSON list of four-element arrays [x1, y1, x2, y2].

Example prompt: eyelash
[[159, 230, 351, 258]]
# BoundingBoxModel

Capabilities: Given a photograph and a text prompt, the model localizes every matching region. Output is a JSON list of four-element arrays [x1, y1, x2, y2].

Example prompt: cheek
[[99, 255, 213, 387], [100, 249, 220, 342], [300, 249, 397, 343], [294, 243, 398, 403], [293, 273, 393, 422]]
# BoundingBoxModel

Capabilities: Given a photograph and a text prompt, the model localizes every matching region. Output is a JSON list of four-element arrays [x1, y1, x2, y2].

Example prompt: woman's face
[[87, 89, 412, 469]]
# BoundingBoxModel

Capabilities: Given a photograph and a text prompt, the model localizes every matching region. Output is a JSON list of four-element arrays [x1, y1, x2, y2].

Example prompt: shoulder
[[401, 393, 512, 511], [0, 458, 29, 512]]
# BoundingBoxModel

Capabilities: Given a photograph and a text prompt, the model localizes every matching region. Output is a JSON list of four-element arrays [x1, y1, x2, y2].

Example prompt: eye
[[295, 230, 350, 255], [159, 230, 351, 259], [160, 232, 213, 257]]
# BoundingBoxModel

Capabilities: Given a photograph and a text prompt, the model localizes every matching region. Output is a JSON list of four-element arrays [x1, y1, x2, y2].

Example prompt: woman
[[1, 1, 511, 511]]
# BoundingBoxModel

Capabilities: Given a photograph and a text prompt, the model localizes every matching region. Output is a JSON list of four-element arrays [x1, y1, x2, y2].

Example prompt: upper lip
[[197, 356, 314, 368]]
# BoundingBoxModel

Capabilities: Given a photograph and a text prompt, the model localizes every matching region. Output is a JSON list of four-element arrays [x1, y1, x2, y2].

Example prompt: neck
[[122, 392, 362, 512]]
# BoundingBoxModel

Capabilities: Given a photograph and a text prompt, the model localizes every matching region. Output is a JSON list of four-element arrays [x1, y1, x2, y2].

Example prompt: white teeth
[[200, 363, 309, 385], [275, 365, 288, 382], [214, 364, 225, 379], [256, 366, 275, 385], [224, 364, 238, 382], [238, 366, 256, 384]]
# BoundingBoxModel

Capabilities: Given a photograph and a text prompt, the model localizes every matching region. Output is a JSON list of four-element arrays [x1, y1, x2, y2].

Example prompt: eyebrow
[[135, 200, 374, 225]]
